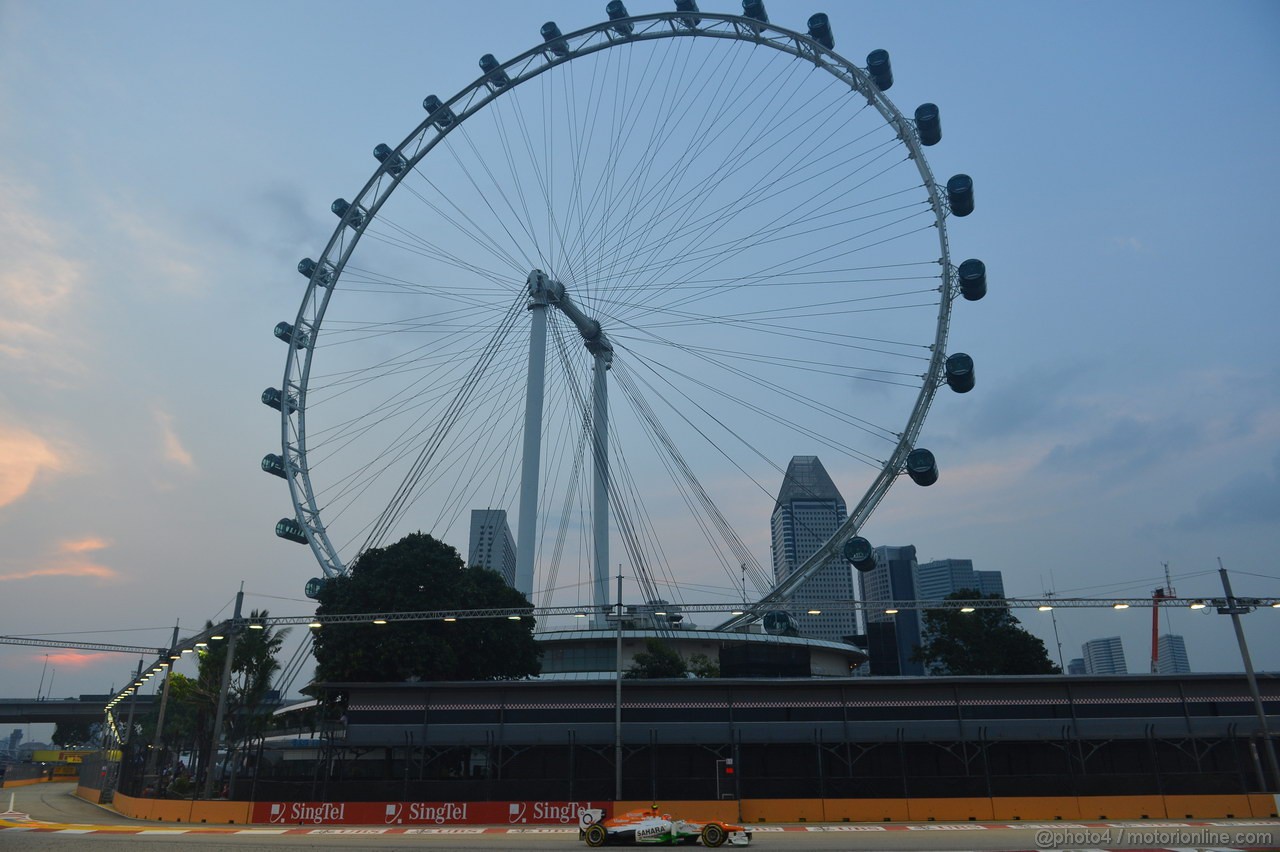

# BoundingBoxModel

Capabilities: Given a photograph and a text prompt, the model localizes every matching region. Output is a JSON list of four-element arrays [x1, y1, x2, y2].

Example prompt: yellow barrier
[[75, 785, 103, 804], [1076, 794, 1166, 820], [112, 792, 251, 824], [616, 800, 742, 822], [740, 798, 825, 823], [1247, 793, 1278, 818], [821, 798, 911, 822]]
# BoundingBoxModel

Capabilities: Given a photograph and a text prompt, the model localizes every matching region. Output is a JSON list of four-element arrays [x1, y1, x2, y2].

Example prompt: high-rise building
[[1067, 657, 1087, 675], [915, 558, 975, 601], [1082, 636, 1128, 674], [860, 545, 925, 676], [1155, 633, 1190, 674], [770, 456, 857, 643], [916, 558, 1005, 601], [467, 509, 517, 587], [975, 570, 1005, 597]]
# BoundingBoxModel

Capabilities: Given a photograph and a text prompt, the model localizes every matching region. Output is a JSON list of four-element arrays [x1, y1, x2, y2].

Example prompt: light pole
[[1216, 562, 1280, 792], [203, 586, 244, 800], [614, 572, 623, 802]]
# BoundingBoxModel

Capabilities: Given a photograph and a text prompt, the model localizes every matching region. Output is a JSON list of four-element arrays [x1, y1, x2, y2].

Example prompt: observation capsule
[[331, 198, 367, 230], [914, 103, 941, 146], [479, 54, 511, 88], [905, 448, 939, 487], [762, 611, 794, 635], [606, 1, 634, 35], [261, 453, 287, 479], [944, 352, 975, 393], [946, 174, 974, 217], [541, 22, 570, 57], [867, 49, 893, 91], [742, 0, 768, 24], [273, 320, 309, 348], [304, 577, 326, 599], [957, 258, 987, 301], [674, 0, 701, 28], [261, 387, 297, 414], [421, 95, 456, 129], [275, 518, 308, 544], [807, 13, 834, 49], [373, 143, 407, 176], [297, 257, 334, 286], [843, 536, 877, 572]]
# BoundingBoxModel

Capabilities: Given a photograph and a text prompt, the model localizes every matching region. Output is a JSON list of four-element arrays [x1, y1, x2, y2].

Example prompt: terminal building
[[228, 673, 1280, 809]]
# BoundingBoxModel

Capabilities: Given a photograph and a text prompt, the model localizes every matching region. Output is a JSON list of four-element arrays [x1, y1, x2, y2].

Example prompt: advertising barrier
[[250, 800, 610, 826]]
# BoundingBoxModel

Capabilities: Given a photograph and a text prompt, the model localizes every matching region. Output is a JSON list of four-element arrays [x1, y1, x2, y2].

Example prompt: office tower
[[467, 509, 517, 587], [916, 558, 1005, 601], [770, 456, 857, 643], [975, 570, 1005, 597], [1082, 636, 1128, 674], [1155, 633, 1190, 674], [860, 545, 925, 676], [1067, 657, 1086, 675]]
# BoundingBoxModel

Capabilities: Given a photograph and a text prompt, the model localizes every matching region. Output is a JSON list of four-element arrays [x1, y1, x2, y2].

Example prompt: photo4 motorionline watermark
[[1034, 826, 1276, 848]]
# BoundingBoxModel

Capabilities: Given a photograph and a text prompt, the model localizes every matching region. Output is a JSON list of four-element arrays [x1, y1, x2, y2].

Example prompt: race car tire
[[585, 824, 608, 847], [701, 824, 727, 847]]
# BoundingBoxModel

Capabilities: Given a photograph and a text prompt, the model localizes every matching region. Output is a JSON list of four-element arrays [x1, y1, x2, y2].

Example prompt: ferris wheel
[[263, 2, 985, 623]]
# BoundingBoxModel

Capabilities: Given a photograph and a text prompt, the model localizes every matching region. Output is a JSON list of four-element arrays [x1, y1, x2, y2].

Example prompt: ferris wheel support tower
[[515, 270, 613, 624]]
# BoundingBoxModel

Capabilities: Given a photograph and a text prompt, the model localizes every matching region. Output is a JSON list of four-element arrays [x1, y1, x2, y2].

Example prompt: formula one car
[[578, 806, 751, 847]]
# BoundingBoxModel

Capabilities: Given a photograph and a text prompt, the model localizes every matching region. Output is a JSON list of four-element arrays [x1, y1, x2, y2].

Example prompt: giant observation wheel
[[263, 2, 985, 627]]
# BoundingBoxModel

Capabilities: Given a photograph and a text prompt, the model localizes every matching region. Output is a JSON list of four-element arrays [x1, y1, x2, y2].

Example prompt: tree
[[688, 653, 720, 678], [625, 639, 688, 678], [913, 591, 1061, 675], [312, 532, 541, 682], [52, 720, 102, 749], [156, 611, 288, 790]]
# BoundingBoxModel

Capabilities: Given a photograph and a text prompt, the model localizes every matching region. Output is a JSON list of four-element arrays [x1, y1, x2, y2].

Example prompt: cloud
[[1109, 236, 1144, 252], [45, 651, 116, 669], [1177, 451, 1280, 530], [0, 176, 86, 375], [0, 536, 119, 583], [60, 537, 111, 554], [155, 409, 196, 470], [1039, 413, 1203, 477], [0, 426, 64, 508], [0, 561, 118, 582]]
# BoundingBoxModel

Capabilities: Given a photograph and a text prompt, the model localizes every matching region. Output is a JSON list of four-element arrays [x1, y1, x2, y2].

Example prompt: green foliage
[[625, 639, 688, 679], [913, 591, 1061, 675], [145, 612, 289, 784], [312, 532, 541, 682], [194, 609, 290, 744], [51, 720, 101, 749], [688, 652, 720, 678]]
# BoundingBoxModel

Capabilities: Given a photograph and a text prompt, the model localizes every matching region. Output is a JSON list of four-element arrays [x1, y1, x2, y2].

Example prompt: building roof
[[774, 455, 844, 510]]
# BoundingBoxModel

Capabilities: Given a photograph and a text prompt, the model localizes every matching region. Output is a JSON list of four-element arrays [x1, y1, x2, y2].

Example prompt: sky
[[1, 0, 1278, 732]]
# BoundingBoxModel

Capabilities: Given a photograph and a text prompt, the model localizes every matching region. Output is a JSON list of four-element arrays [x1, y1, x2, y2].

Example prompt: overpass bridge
[[0, 695, 157, 726]]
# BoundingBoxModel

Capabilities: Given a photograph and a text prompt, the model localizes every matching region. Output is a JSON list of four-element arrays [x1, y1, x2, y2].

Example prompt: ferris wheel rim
[[278, 8, 958, 589]]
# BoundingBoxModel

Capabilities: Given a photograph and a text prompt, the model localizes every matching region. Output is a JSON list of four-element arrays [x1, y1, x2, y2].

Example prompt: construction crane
[[1150, 562, 1175, 673]]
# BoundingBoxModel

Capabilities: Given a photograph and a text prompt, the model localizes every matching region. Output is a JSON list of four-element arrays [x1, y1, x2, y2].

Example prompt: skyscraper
[[467, 509, 517, 587], [975, 570, 1005, 597], [916, 558, 1005, 601], [1082, 636, 1128, 674], [1156, 633, 1191, 674], [770, 456, 857, 643], [860, 545, 925, 676]]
